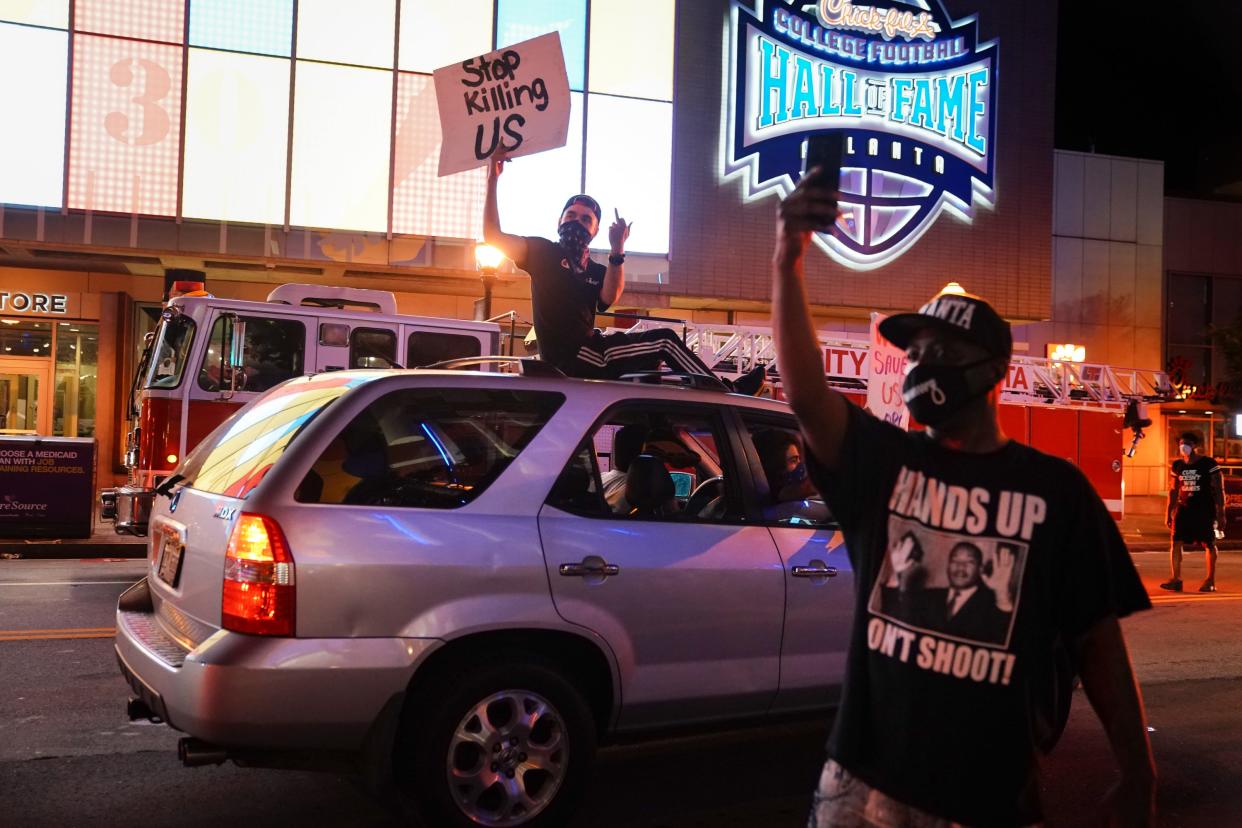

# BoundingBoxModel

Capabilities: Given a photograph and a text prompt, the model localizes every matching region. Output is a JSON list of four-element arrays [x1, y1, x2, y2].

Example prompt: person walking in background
[[772, 167, 1156, 827], [1161, 431, 1226, 592]]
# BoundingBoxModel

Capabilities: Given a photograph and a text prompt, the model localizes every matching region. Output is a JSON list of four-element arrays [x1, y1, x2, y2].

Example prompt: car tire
[[396, 654, 598, 827]]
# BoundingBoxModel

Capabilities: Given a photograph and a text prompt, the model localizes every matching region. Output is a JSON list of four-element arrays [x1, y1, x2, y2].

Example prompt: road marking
[[1148, 594, 1242, 605], [0, 627, 115, 641], [0, 581, 139, 587]]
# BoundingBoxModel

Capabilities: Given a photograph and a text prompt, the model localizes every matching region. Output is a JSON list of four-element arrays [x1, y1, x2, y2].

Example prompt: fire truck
[[100, 283, 501, 535], [620, 318, 1174, 518]]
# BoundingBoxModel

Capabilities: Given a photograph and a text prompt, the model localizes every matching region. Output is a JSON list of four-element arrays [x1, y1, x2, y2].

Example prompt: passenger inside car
[[601, 424, 648, 514], [752, 427, 831, 524]]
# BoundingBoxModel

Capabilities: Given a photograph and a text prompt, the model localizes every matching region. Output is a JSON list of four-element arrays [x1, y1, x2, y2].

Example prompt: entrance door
[[0, 358, 52, 435]]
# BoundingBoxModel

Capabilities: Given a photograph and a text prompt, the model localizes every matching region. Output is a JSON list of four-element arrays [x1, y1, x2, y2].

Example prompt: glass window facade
[[189, 0, 293, 56], [297, 0, 396, 68], [398, 0, 492, 73], [0, 23, 68, 209], [54, 323, 99, 438], [289, 61, 393, 232], [0, 2, 676, 252], [497, 0, 585, 90], [0, 0, 70, 28], [182, 49, 290, 224]]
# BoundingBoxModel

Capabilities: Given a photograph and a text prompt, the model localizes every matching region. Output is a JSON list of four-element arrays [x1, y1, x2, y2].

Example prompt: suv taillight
[[222, 513, 295, 636]]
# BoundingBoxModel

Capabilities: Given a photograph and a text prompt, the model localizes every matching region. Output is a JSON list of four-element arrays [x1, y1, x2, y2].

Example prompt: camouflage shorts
[[807, 759, 1041, 828]]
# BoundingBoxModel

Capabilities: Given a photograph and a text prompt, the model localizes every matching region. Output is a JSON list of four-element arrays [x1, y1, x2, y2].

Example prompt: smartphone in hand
[[802, 132, 843, 231], [803, 131, 843, 189]]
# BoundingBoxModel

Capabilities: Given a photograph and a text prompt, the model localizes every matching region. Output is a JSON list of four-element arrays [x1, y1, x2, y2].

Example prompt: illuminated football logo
[[724, 0, 999, 270]]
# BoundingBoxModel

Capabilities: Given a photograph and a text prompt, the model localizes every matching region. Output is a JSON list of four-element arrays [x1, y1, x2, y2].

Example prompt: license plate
[[156, 529, 185, 587]]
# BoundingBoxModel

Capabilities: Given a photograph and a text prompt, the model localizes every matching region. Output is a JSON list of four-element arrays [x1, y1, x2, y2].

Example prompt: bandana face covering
[[902, 357, 995, 427], [558, 220, 592, 272]]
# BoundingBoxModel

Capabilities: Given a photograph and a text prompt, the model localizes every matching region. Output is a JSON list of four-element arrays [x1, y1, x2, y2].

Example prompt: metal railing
[[616, 318, 1174, 410]]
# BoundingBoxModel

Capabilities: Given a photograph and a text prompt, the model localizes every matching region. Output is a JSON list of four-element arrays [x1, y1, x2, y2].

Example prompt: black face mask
[[902, 358, 997, 427], [557, 220, 592, 272]]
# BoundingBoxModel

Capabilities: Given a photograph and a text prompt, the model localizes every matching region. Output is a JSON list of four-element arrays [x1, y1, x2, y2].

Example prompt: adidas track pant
[[564, 328, 715, 380]]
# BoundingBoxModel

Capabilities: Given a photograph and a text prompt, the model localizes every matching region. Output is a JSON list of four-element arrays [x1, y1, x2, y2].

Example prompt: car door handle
[[559, 561, 620, 577], [792, 565, 838, 578]]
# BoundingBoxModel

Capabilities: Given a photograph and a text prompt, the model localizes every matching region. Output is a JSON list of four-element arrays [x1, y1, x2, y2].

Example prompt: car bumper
[[115, 578, 441, 751]]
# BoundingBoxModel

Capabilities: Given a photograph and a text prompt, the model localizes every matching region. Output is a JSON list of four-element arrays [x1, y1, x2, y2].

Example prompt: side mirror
[[1123, 399, 1152, 458], [218, 313, 247, 400], [229, 317, 247, 373]]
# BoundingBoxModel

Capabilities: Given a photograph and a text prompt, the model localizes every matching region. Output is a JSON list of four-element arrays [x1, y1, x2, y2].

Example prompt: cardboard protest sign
[[434, 32, 571, 177], [866, 312, 910, 429]]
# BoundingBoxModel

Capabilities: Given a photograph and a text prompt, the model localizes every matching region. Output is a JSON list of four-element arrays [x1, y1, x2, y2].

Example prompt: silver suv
[[115, 368, 853, 827]]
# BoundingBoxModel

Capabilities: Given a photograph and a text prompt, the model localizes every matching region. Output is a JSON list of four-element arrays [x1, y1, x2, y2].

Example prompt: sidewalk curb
[[1125, 542, 1242, 553], [1, 542, 147, 560]]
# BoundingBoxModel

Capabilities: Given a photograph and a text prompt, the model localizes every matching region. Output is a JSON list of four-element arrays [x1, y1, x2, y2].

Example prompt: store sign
[[0, 291, 71, 315], [434, 32, 571, 177], [725, 0, 999, 270]]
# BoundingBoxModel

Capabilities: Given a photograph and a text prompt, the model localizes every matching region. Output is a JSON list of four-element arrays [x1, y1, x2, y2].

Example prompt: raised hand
[[488, 148, 509, 180], [982, 546, 1016, 612], [775, 170, 840, 265], [609, 207, 631, 254], [885, 535, 921, 587]]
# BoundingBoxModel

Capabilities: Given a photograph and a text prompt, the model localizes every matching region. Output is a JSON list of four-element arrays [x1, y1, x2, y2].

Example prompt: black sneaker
[[1159, 578, 1182, 592], [731, 365, 767, 396], [1199, 580, 1217, 593]]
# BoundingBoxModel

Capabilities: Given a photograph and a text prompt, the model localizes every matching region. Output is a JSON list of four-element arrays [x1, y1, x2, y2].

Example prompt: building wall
[[1164, 197, 1242, 389], [667, 0, 1056, 319], [1019, 151, 1166, 497], [1165, 197, 1242, 277]]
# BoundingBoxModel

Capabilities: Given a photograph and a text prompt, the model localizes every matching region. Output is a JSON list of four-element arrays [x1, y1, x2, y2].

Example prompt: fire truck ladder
[[618, 319, 1173, 409]]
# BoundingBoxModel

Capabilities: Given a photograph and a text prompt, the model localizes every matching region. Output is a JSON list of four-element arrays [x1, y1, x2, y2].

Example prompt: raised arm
[[772, 173, 849, 469], [483, 152, 528, 264], [1072, 616, 1157, 826], [600, 208, 630, 307]]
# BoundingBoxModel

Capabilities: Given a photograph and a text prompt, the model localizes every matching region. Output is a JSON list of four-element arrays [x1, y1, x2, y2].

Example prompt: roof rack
[[418, 356, 566, 377], [617, 371, 730, 392]]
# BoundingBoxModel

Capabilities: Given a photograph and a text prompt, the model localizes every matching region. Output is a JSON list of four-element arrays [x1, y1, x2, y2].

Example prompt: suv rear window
[[295, 388, 564, 509], [179, 373, 380, 498]]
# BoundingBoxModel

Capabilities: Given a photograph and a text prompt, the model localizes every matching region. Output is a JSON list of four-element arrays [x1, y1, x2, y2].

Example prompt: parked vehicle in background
[[115, 366, 852, 827], [100, 283, 500, 536]]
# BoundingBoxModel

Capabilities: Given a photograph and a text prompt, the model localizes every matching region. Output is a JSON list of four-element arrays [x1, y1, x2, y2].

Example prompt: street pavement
[[1, 555, 1241, 826]]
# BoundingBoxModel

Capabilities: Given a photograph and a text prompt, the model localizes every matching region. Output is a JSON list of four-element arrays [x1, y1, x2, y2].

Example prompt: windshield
[[143, 315, 197, 389], [178, 373, 385, 498]]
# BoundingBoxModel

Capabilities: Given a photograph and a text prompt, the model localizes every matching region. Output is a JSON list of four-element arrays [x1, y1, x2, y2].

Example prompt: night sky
[[1055, 1, 1242, 199]]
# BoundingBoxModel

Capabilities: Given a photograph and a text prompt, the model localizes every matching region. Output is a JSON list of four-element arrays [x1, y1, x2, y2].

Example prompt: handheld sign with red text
[[434, 32, 571, 177], [866, 312, 910, 429]]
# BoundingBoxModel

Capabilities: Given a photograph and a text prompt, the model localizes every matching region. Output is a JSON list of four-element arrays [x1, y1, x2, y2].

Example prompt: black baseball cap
[[562, 194, 602, 222], [879, 290, 1013, 359]]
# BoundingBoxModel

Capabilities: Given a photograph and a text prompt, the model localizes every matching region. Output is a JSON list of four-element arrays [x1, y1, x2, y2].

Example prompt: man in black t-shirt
[[1161, 430, 1226, 593], [482, 152, 765, 393], [773, 171, 1156, 826]]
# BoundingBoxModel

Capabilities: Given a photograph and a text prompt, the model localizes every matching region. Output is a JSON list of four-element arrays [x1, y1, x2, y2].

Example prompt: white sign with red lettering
[[434, 32, 571, 176], [865, 312, 910, 429]]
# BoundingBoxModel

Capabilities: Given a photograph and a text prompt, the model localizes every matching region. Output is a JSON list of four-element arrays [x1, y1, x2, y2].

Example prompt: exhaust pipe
[[178, 737, 229, 767], [126, 697, 162, 724]]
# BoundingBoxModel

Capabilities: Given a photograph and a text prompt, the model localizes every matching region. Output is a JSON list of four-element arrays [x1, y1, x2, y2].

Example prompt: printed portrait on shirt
[[870, 515, 1027, 648]]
